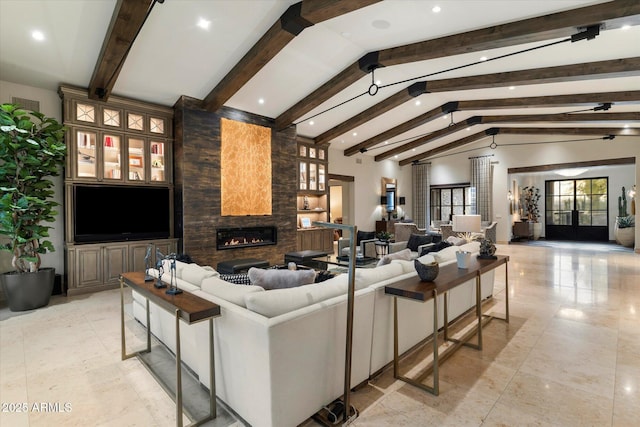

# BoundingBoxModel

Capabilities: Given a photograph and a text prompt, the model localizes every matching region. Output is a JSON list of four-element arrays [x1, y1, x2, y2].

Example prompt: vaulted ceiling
[[1, 0, 638, 163]]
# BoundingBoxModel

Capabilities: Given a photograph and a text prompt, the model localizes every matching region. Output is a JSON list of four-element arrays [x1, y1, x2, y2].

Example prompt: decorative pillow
[[247, 267, 316, 290], [219, 273, 252, 285], [406, 233, 433, 252], [419, 241, 452, 257], [446, 235, 466, 246], [377, 248, 412, 267]]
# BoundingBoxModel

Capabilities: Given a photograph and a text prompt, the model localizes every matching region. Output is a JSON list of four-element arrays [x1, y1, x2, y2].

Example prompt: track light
[[593, 102, 612, 111], [571, 24, 600, 42], [359, 147, 368, 153], [603, 135, 615, 140]]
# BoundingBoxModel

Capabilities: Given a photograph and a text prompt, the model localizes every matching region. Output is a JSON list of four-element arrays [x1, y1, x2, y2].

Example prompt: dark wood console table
[[120, 272, 221, 427], [384, 255, 509, 395]]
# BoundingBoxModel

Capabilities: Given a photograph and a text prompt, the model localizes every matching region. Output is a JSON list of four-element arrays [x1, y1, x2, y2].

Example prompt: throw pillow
[[219, 273, 252, 285], [446, 235, 466, 246], [419, 241, 452, 257], [406, 233, 433, 252], [248, 267, 316, 290], [377, 248, 413, 266]]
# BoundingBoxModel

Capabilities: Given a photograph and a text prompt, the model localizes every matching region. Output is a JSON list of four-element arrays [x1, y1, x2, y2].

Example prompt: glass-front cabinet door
[[127, 138, 145, 181], [76, 130, 97, 178], [102, 133, 122, 180], [150, 141, 166, 182]]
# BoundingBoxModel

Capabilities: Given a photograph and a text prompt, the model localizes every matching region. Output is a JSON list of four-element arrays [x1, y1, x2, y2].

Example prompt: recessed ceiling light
[[480, 56, 488, 61], [309, 121, 314, 126], [258, 98, 265, 105], [442, 115, 448, 120], [624, 124, 630, 128], [352, 132, 357, 137], [432, 6, 441, 13], [621, 24, 631, 30], [466, 127, 471, 131], [412, 149, 415, 151], [31, 30, 45, 41], [415, 100, 421, 106], [376, 80, 381, 85], [197, 18, 211, 30], [384, 141, 388, 145], [508, 86, 516, 90], [394, 155, 398, 159], [372, 19, 390, 30]]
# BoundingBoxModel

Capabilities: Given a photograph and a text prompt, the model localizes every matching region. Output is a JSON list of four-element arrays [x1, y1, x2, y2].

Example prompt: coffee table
[[312, 254, 378, 270]]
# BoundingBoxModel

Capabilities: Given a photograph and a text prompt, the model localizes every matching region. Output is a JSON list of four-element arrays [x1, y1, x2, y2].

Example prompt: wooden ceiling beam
[[378, 112, 638, 161], [88, 0, 155, 101], [344, 57, 640, 156], [201, 0, 380, 113], [399, 127, 639, 166], [275, 0, 640, 130], [342, 90, 640, 156]]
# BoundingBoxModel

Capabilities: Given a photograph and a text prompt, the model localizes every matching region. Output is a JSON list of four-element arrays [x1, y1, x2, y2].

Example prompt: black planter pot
[[1, 268, 55, 312]]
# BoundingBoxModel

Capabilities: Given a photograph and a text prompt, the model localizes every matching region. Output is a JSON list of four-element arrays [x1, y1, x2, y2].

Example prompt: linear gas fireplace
[[216, 226, 277, 250]]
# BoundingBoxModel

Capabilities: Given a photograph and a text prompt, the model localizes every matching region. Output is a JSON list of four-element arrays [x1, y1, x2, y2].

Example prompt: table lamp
[[452, 214, 481, 243]]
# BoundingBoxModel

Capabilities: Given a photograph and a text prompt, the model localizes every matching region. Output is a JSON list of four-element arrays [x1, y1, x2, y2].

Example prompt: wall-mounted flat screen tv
[[73, 185, 171, 243]]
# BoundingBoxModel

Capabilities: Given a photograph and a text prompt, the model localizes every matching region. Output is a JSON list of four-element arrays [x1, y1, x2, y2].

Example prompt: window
[[430, 185, 474, 221]]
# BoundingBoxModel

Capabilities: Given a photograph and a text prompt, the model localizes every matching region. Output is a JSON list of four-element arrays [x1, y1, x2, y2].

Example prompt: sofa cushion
[[377, 248, 412, 267], [248, 267, 316, 290], [244, 274, 349, 317], [356, 262, 404, 288], [432, 245, 461, 263], [181, 263, 219, 287], [460, 241, 481, 253], [200, 276, 264, 307], [406, 233, 432, 252]]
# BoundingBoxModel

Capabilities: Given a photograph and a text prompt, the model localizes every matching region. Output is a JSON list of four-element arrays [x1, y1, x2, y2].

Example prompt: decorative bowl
[[414, 259, 439, 282]]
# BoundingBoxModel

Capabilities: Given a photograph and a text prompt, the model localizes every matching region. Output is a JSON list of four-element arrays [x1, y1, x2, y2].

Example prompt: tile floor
[[1, 242, 638, 426]]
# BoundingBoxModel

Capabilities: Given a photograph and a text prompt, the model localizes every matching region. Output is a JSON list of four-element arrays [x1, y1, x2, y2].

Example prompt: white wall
[[0, 80, 65, 275], [328, 147, 412, 233]]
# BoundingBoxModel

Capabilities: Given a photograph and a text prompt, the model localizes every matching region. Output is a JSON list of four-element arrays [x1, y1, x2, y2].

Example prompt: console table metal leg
[[209, 318, 216, 419], [121, 277, 151, 360], [175, 309, 183, 427], [482, 261, 510, 324], [392, 291, 439, 395]]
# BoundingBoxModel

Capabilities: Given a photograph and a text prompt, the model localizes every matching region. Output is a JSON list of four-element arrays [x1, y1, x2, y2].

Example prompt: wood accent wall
[[173, 97, 298, 267]]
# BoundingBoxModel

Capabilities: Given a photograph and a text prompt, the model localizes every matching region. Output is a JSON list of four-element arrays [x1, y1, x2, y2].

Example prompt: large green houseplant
[[0, 104, 66, 311]]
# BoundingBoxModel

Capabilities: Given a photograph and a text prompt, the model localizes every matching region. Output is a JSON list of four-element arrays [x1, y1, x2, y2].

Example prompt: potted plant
[[0, 104, 66, 311], [376, 231, 392, 242], [614, 216, 635, 247], [521, 185, 542, 240], [615, 186, 635, 247]]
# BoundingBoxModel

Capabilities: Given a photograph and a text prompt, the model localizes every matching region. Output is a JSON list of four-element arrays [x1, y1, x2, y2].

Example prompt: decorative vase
[[614, 224, 635, 247], [0, 268, 55, 312], [414, 260, 439, 281], [531, 222, 542, 240], [456, 251, 472, 269]]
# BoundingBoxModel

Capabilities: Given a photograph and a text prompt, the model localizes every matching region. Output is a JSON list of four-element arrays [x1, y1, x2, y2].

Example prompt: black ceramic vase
[[414, 259, 439, 282]]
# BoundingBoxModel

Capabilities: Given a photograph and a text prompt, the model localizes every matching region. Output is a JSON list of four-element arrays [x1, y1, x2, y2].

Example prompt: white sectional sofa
[[131, 241, 495, 427]]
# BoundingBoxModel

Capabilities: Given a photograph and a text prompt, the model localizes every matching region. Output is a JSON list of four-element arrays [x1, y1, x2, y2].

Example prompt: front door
[[545, 178, 608, 241]]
